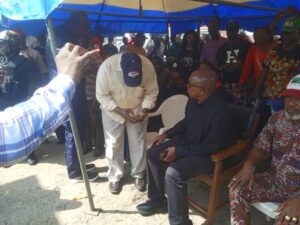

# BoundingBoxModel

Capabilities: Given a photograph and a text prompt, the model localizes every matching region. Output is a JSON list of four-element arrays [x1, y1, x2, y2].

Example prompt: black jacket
[[165, 92, 234, 157]]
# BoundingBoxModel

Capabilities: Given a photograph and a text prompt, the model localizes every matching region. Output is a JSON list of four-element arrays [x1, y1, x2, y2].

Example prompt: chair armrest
[[148, 111, 161, 118], [211, 140, 249, 163]]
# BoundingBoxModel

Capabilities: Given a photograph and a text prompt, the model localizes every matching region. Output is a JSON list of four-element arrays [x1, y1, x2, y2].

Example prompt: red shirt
[[239, 44, 268, 85]]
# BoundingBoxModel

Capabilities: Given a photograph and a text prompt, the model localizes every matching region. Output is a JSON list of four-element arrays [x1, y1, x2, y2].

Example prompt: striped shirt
[[0, 74, 75, 167]]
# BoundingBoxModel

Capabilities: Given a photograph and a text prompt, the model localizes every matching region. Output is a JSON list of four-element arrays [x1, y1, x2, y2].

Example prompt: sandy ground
[[0, 134, 274, 225]]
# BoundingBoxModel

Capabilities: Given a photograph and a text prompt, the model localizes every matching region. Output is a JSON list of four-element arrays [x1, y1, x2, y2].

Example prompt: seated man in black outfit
[[136, 69, 234, 225]]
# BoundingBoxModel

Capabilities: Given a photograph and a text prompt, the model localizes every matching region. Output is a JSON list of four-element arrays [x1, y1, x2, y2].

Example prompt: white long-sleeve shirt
[[96, 53, 158, 124]]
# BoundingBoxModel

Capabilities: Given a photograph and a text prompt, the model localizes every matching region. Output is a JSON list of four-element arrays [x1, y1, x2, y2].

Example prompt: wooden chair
[[188, 104, 260, 225]]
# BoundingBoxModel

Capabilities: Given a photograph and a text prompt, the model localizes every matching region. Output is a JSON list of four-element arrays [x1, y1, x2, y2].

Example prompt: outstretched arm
[[0, 43, 99, 167]]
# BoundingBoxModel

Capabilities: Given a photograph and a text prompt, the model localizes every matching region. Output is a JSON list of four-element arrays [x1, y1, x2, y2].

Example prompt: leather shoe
[[135, 177, 146, 192], [109, 181, 121, 194], [136, 197, 167, 215]]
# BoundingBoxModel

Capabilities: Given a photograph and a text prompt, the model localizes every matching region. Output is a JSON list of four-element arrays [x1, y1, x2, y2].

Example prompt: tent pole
[[197, 20, 201, 39], [191, 0, 284, 13], [46, 18, 98, 213], [167, 21, 171, 49]]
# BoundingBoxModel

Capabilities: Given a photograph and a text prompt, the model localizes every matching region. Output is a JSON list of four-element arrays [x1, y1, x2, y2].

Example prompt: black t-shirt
[[0, 55, 36, 108], [217, 38, 251, 83], [178, 46, 201, 83]]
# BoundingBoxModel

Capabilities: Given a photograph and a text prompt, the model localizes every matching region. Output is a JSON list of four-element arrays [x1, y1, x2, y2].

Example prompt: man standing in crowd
[[255, 16, 300, 129], [96, 52, 158, 194], [136, 69, 233, 225], [46, 11, 99, 182], [0, 43, 99, 167], [103, 37, 118, 57], [200, 19, 227, 70], [217, 21, 251, 104], [119, 36, 128, 52], [168, 34, 181, 59], [229, 74, 300, 225]]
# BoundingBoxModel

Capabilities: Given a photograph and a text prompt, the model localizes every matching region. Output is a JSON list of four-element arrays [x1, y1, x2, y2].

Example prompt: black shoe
[[69, 171, 99, 183], [109, 181, 121, 194], [27, 154, 38, 166], [86, 163, 96, 172], [135, 177, 146, 192], [136, 197, 167, 215]]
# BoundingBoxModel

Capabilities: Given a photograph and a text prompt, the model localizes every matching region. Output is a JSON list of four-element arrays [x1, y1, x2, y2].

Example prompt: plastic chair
[[252, 202, 280, 220], [146, 94, 188, 148]]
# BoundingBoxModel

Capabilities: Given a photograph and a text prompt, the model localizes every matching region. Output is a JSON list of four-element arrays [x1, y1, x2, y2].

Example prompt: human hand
[[118, 108, 136, 122], [163, 146, 176, 163], [131, 108, 148, 122], [152, 133, 167, 146], [228, 163, 254, 192], [55, 43, 99, 84], [276, 198, 300, 225]]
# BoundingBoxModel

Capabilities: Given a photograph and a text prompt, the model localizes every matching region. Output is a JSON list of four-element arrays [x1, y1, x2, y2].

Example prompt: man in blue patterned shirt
[[0, 43, 98, 167]]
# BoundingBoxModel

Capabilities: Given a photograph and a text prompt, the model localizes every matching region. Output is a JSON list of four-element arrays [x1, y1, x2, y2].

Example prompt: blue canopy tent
[[1, 0, 300, 36]]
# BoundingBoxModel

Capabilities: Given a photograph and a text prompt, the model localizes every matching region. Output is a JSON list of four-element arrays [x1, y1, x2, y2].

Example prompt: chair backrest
[[227, 103, 260, 141], [157, 94, 188, 128]]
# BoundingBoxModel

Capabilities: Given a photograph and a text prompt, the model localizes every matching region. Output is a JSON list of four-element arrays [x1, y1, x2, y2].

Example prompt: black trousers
[[147, 138, 213, 225]]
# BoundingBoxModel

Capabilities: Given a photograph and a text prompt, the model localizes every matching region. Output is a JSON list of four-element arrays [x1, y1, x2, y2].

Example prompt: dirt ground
[[0, 134, 273, 225]]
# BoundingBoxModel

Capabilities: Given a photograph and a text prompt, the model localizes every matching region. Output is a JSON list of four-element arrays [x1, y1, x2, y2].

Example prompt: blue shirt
[[0, 74, 75, 167]]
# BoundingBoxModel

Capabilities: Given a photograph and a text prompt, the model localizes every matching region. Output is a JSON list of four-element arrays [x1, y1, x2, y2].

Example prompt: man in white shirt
[[96, 52, 158, 194]]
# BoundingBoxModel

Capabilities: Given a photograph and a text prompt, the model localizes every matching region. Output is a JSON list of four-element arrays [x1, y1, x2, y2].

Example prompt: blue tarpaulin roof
[[0, 0, 300, 35]]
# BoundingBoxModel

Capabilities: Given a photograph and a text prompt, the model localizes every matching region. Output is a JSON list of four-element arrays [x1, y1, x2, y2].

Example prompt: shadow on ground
[[0, 176, 82, 225]]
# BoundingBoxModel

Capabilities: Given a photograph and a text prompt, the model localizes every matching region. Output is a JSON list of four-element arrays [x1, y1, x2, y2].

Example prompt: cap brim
[[282, 89, 300, 99]]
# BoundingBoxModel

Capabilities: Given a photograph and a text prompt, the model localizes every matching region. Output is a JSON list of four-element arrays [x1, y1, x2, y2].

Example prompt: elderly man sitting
[[136, 69, 234, 225], [229, 75, 300, 225]]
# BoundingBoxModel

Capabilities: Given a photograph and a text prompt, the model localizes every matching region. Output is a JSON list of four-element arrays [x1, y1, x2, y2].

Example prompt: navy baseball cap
[[120, 52, 142, 87]]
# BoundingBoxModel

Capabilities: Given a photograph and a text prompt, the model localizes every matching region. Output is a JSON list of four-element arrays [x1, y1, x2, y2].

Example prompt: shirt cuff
[[142, 100, 155, 110], [46, 74, 75, 99]]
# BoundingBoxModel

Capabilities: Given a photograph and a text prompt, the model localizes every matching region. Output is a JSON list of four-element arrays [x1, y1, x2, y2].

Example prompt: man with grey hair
[[137, 69, 234, 225], [229, 74, 300, 225]]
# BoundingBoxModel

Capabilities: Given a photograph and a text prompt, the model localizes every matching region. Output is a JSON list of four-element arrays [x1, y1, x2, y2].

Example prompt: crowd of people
[[1, 5, 300, 225]]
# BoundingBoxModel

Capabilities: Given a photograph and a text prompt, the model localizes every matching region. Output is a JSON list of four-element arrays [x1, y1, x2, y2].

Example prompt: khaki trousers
[[102, 111, 148, 182]]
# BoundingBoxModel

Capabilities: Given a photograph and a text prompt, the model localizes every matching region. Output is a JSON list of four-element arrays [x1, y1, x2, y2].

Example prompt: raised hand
[[55, 43, 99, 84]]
